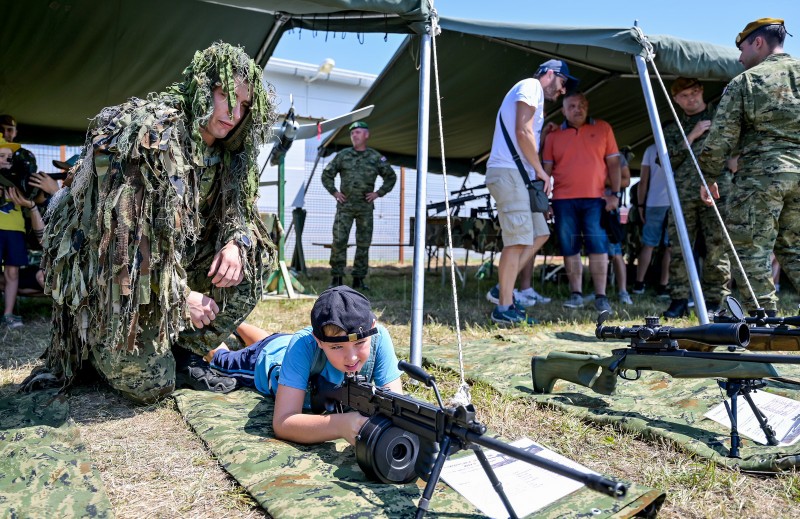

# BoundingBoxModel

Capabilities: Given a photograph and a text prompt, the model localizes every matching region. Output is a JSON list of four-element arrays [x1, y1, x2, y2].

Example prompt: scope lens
[[392, 443, 408, 460]]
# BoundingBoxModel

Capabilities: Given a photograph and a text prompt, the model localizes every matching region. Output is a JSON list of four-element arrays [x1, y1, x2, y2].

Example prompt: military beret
[[670, 77, 701, 97], [349, 121, 369, 131], [736, 18, 784, 47]]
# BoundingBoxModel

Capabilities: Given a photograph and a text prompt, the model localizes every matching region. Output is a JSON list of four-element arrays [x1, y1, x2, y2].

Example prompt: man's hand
[[187, 290, 219, 328], [364, 192, 380, 203], [29, 172, 61, 195], [536, 172, 552, 196], [333, 191, 347, 203], [700, 182, 719, 207], [208, 240, 244, 288], [5, 187, 34, 208], [687, 120, 712, 143], [638, 206, 645, 224], [603, 194, 620, 211]]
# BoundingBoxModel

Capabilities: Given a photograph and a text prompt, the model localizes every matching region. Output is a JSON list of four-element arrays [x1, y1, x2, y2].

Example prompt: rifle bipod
[[718, 378, 779, 458]]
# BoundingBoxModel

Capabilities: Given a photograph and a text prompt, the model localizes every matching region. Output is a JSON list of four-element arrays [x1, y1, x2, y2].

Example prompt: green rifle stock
[[531, 350, 781, 395], [532, 314, 800, 395]]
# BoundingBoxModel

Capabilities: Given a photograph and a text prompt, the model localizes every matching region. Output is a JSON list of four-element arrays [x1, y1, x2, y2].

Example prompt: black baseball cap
[[311, 286, 377, 343]]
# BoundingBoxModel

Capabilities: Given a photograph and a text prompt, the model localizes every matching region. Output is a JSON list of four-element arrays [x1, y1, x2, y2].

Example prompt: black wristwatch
[[234, 234, 252, 251]]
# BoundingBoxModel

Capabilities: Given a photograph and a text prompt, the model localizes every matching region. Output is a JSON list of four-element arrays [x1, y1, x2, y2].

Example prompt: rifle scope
[[596, 316, 750, 348]]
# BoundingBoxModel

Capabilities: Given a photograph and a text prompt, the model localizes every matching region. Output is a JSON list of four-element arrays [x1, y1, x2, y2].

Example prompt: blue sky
[[272, 0, 799, 74]]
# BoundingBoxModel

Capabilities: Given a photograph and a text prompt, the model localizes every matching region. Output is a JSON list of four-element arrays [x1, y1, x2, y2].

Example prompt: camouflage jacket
[[41, 97, 274, 377], [699, 53, 800, 179], [664, 103, 718, 188], [321, 147, 396, 207]]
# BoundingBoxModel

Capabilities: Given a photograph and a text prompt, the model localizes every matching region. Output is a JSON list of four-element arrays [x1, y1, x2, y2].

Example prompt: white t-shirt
[[486, 78, 544, 178], [642, 144, 670, 207]]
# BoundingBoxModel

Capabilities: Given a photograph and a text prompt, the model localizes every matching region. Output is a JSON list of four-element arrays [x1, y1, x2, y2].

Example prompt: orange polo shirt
[[542, 118, 619, 200]]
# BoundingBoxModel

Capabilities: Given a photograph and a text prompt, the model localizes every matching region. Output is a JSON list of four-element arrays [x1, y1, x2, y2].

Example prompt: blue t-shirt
[[253, 325, 402, 403]]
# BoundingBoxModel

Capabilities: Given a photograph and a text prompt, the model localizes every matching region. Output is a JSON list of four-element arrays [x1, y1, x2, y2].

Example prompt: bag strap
[[499, 114, 534, 188]]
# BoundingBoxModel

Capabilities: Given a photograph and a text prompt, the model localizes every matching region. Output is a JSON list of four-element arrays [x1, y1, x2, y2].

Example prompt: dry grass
[[3, 263, 800, 518]]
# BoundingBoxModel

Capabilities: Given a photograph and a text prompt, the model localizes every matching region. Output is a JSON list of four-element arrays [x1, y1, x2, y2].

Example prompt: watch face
[[240, 235, 252, 248]]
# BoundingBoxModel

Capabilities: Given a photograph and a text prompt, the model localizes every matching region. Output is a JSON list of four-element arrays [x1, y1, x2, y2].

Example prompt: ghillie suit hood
[[40, 42, 278, 382]]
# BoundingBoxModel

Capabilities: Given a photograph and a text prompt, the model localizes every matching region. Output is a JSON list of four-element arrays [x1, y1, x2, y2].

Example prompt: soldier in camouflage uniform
[[661, 78, 732, 318], [700, 18, 800, 314], [21, 43, 278, 403], [322, 121, 396, 290]]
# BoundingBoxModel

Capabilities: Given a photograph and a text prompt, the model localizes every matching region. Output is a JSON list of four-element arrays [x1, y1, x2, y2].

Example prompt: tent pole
[[410, 32, 432, 367], [633, 55, 708, 324]]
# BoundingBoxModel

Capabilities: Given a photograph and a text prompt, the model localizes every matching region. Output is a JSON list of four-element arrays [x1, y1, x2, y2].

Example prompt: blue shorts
[[209, 333, 290, 388], [0, 230, 28, 266], [552, 198, 609, 256], [642, 206, 671, 247], [607, 241, 622, 256]]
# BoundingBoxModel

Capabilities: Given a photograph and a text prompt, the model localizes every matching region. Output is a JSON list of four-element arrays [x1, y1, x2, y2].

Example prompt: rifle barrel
[[463, 429, 627, 497]]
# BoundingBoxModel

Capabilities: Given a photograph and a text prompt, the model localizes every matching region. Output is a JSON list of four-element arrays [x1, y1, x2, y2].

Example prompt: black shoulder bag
[[498, 114, 549, 213]]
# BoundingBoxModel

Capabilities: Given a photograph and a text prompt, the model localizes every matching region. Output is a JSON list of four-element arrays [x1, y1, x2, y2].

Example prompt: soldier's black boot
[[329, 276, 343, 288], [352, 277, 369, 291], [663, 298, 689, 318], [706, 300, 722, 315]]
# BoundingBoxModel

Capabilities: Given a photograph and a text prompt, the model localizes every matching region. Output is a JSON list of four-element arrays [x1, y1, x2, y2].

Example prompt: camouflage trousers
[[90, 239, 265, 404], [668, 193, 731, 302], [330, 203, 374, 278], [725, 173, 800, 312]]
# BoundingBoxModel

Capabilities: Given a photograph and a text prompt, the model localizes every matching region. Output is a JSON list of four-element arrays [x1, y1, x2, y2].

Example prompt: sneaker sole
[[486, 293, 500, 305]]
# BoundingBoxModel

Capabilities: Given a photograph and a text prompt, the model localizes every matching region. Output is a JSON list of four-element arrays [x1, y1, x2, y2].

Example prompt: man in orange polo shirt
[[543, 92, 621, 314]]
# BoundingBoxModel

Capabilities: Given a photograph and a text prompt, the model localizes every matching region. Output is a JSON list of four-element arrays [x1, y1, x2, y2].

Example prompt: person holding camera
[[0, 137, 26, 328]]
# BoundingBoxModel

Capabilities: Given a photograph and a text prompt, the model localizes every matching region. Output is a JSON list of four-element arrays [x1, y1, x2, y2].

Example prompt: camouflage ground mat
[[173, 388, 662, 518], [0, 389, 113, 518], [421, 330, 800, 472]]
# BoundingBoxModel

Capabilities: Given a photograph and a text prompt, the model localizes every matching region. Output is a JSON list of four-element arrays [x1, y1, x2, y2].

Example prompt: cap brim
[[52, 160, 72, 170], [565, 75, 579, 92]]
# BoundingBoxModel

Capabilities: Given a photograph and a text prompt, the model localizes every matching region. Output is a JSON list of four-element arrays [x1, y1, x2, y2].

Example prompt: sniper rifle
[[319, 361, 627, 519], [532, 312, 800, 457], [679, 297, 800, 352]]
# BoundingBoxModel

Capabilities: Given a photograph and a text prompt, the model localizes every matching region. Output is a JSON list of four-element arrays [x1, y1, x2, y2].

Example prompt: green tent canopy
[[0, 0, 427, 144], [321, 17, 744, 174]]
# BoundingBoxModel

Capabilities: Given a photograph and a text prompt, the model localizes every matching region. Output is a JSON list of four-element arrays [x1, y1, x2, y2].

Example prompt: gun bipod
[[718, 378, 779, 458]]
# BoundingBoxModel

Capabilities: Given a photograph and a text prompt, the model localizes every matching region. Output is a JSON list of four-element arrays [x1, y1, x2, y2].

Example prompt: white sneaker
[[517, 288, 551, 304], [513, 289, 538, 308]]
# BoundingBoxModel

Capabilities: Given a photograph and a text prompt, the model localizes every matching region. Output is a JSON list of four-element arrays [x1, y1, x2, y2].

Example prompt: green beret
[[736, 17, 784, 47], [349, 121, 369, 131]]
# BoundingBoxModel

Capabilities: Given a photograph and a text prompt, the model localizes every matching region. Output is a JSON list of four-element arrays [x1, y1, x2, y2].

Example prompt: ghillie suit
[[24, 43, 278, 403]]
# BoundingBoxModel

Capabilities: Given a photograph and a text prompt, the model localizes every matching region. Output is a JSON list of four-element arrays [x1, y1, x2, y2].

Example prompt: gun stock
[[532, 350, 781, 396], [531, 352, 618, 395]]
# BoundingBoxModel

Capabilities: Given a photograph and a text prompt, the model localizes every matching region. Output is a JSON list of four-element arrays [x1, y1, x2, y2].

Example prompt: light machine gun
[[532, 312, 800, 457], [319, 361, 627, 519], [426, 183, 492, 217]]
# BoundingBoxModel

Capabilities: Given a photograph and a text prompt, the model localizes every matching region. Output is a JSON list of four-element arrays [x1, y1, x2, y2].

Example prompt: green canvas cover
[[0, 390, 113, 518], [0, 0, 427, 144], [173, 387, 663, 518], [420, 331, 800, 472], [322, 18, 744, 174]]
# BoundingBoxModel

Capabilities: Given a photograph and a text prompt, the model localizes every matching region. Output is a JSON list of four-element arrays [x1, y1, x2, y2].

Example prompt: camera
[[0, 148, 38, 198]]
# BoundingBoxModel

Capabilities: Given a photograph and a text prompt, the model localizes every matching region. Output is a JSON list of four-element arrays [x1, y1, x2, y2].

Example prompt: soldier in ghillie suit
[[700, 18, 800, 314], [322, 121, 396, 290], [21, 42, 278, 403]]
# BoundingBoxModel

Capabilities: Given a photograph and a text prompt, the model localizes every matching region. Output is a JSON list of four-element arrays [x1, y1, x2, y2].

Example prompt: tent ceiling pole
[[634, 54, 708, 324], [256, 13, 290, 66], [483, 37, 613, 75], [410, 32, 432, 367]]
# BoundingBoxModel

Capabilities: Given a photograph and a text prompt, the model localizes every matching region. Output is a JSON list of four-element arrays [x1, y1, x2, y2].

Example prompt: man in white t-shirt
[[632, 143, 672, 297], [484, 60, 577, 325]]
